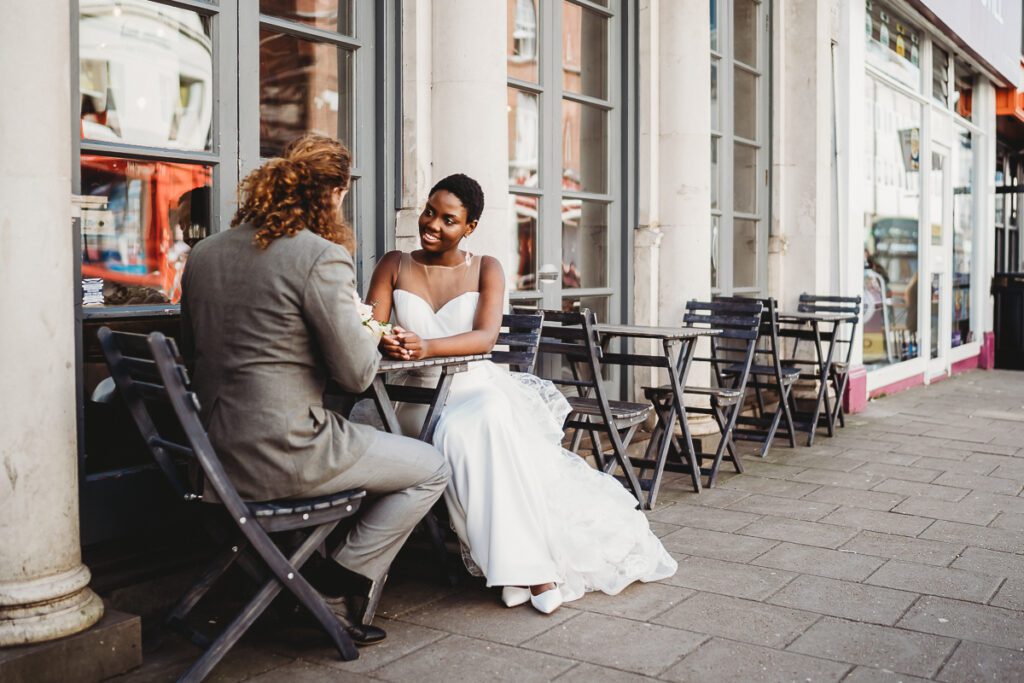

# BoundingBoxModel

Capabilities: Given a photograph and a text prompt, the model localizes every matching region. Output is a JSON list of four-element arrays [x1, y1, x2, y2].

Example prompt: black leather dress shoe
[[324, 595, 387, 646]]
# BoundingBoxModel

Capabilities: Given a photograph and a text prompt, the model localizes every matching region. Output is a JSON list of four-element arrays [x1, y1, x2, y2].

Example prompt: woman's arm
[[396, 256, 505, 359], [364, 249, 403, 323]]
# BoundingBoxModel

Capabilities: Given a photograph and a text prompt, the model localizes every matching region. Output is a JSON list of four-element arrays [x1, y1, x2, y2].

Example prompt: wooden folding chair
[[535, 309, 647, 503], [491, 311, 544, 373], [798, 295, 861, 428], [718, 296, 799, 457], [98, 328, 366, 682], [644, 300, 763, 487]]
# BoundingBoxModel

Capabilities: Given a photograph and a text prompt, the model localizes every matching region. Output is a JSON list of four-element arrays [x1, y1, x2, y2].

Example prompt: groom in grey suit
[[180, 221, 450, 641]]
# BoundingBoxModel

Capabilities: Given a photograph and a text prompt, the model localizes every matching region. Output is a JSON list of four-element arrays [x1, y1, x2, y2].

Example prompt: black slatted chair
[[644, 300, 763, 488], [535, 309, 647, 504], [783, 294, 862, 431], [491, 311, 544, 373], [98, 328, 366, 682], [718, 296, 799, 457]]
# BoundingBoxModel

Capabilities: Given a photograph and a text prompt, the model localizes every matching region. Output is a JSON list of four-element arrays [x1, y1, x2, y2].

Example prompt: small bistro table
[[595, 323, 722, 508], [776, 311, 858, 446]]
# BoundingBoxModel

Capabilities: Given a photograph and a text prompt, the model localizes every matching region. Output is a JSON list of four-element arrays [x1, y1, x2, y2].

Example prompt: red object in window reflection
[[80, 155, 211, 304]]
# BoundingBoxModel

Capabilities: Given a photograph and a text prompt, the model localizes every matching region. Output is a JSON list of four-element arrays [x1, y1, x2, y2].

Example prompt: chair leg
[[423, 508, 460, 586], [165, 540, 247, 648], [706, 403, 744, 487], [779, 384, 798, 448]]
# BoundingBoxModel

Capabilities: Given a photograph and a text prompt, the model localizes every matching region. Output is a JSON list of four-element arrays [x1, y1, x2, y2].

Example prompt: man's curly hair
[[231, 134, 355, 253]]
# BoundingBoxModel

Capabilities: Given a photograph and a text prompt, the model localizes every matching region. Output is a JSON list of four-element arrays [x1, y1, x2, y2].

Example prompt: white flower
[[353, 291, 393, 341]]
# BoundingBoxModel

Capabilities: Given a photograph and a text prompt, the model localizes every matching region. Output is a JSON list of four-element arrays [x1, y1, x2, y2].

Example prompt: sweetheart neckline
[[394, 288, 479, 315]]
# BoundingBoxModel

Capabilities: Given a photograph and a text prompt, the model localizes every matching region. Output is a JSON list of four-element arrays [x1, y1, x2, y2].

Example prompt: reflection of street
[[864, 217, 920, 364], [78, 1, 213, 304]]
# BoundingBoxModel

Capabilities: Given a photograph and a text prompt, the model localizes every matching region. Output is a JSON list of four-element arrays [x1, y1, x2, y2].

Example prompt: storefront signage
[[913, 0, 1022, 88]]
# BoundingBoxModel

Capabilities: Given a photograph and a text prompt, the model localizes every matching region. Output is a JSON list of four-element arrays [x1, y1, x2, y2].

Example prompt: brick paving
[[116, 370, 1024, 682]]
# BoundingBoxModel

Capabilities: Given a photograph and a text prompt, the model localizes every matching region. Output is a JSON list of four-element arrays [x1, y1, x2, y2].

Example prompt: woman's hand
[[379, 332, 409, 360], [394, 327, 430, 360]]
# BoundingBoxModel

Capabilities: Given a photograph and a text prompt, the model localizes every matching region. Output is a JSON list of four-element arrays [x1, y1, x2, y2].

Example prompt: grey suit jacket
[[180, 224, 381, 501]]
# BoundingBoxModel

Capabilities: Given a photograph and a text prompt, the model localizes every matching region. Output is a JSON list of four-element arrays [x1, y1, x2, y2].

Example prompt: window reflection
[[562, 1, 607, 99], [953, 59, 974, 121], [259, 29, 353, 158], [562, 199, 607, 289], [952, 127, 973, 346], [562, 99, 607, 194], [260, 0, 354, 35], [865, 1, 921, 91], [510, 194, 538, 291], [508, 88, 539, 185], [508, 0, 539, 83], [862, 78, 922, 366], [79, 0, 213, 150], [80, 155, 211, 305]]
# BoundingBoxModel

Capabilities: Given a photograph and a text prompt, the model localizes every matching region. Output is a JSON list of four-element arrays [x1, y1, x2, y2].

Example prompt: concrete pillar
[[397, 0, 434, 252], [0, 0, 104, 645], [429, 0, 510, 276], [771, 0, 835, 311], [656, 0, 712, 326]]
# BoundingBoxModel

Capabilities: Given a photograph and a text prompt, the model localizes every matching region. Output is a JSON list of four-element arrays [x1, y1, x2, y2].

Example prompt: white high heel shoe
[[530, 586, 563, 614], [501, 586, 531, 608]]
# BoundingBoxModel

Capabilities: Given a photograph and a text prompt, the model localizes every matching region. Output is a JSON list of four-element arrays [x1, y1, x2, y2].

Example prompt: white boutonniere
[[353, 291, 393, 341]]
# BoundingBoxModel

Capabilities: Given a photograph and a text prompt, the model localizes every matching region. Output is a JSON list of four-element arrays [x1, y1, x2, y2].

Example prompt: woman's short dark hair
[[429, 173, 484, 224]]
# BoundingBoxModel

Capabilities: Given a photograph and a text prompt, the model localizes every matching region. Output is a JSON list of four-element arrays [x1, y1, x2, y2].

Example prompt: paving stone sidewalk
[[117, 370, 1024, 682]]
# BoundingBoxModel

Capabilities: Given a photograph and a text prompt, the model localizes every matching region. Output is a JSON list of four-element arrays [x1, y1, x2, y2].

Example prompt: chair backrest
[[798, 293, 862, 364], [97, 328, 255, 522], [490, 312, 544, 373], [684, 299, 764, 388], [716, 295, 786, 378], [97, 328, 198, 501], [534, 307, 606, 394]]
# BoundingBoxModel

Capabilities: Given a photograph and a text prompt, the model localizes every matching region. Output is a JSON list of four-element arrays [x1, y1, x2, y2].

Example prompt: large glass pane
[[260, 0, 354, 35], [508, 88, 539, 185], [734, 67, 757, 140], [865, 1, 921, 91], [562, 199, 607, 288], [952, 126, 974, 346], [79, 2, 213, 150], [931, 45, 949, 107], [511, 193, 538, 291], [80, 155, 212, 306], [733, 142, 758, 214], [711, 214, 720, 289], [733, 219, 758, 288], [562, 99, 607, 194], [562, 295, 608, 322], [711, 136, 720, 210], [710, 0, 719, 52], [953, 59, 974, 122], [508, 0, 539, 83], [733, 0, 757, 67], [711, 60, 720, 131], [562, 1, 607, 99], [863, 78, 922, 367], [930, 273, 941, 358], [259, 30, 354, 158]]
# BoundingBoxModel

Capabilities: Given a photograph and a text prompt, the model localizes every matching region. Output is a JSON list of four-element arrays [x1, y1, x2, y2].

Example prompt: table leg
[[418, 365, 459, 443], [368, 376, 403, 434]]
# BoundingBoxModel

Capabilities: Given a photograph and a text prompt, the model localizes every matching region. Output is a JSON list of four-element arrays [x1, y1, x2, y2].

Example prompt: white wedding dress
[[390, 253, 676, 602]]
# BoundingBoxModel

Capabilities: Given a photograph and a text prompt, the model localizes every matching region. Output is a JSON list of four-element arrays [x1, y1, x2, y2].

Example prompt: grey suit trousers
[[298, 430, 450, 583]]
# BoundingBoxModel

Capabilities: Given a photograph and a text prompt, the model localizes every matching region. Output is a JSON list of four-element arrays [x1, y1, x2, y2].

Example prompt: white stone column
[[771, 0, 836, 311], [656, 0, 712, 385], [429, 0, 510, 277], [0, 0, 104, 645], [397, 0, 434, 252]]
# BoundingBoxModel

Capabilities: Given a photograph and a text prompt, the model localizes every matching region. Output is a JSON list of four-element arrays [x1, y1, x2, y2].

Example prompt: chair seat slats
[[251, 488, 367, 517], [566, 396, 651, 421]]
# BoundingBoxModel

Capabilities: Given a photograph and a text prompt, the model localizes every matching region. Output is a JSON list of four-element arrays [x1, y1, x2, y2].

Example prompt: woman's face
[[418, 190, 476, 253]]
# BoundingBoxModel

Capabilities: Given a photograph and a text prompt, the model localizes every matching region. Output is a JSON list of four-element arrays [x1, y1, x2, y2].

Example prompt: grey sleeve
[[302, 244, 382, 393]]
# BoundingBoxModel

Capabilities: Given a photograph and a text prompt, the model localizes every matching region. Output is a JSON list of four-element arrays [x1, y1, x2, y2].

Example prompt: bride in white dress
[[365, 174, 676, 614]]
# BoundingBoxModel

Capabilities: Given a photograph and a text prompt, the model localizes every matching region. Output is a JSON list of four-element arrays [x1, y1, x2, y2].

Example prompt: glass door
[[928, 144, 951, 376]]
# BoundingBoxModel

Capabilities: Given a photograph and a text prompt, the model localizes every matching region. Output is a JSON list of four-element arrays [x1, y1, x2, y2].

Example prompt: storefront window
[[863, 77, 922, 366], [259, 30, 355, 158], [865, 1, 921, 90], [931, 46, 949, 106], [260, 0, 354, 36], [79, 2, 213, 151], [80, 156, 211, 305], [952, 126, 974, 346], [953, 59, 974, 122]]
